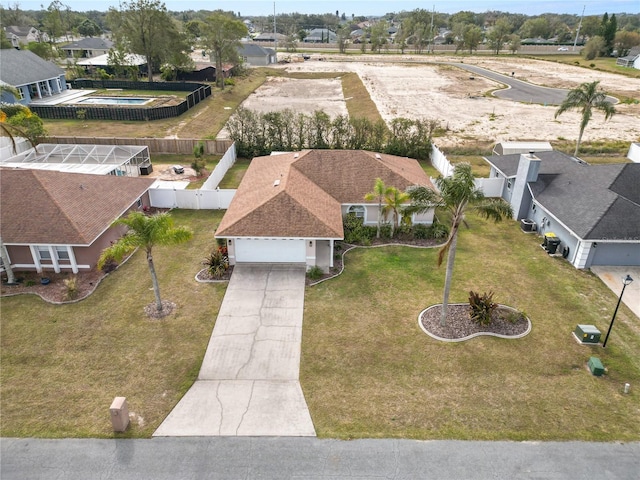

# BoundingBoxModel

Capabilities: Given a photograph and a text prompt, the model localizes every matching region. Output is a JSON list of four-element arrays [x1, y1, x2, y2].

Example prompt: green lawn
[[301, 214, 640, 441], [2, 210, 639, 440], [0, 210, 227, 438]]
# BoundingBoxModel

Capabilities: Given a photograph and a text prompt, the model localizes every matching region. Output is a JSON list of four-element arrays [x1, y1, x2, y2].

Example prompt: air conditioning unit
[[520, 218, 536, 232]]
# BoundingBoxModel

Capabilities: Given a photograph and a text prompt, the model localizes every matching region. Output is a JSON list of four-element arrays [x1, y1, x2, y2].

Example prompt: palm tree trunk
[[146, 249, 163, 312], [440, 228, 459, 326], [574, 126, 585, 157]]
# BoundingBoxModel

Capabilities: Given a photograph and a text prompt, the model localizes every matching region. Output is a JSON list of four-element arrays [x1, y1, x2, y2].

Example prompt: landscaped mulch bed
[[1, 270, 105, 304], [421, 304, 529, 341]]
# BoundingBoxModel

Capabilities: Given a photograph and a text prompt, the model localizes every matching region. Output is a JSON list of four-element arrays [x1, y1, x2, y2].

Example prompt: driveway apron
[[153, 264, 316, 436]]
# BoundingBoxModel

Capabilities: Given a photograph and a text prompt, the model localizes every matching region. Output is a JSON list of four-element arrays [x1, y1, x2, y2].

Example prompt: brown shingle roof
[[1, 168, 154, 245], [216, 150, 433, 238]]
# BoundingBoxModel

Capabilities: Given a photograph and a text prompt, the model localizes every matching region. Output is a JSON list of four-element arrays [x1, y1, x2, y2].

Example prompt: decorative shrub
[[428, 221, 449, 240], [343, 213, 374, 244], [64, 276, 78, 300], [468, 290, 498, 326], [203, 247, 229, 279], [412, 223, 430, 239], [306, 265, 323, 280], [100, 256, 118, 273]]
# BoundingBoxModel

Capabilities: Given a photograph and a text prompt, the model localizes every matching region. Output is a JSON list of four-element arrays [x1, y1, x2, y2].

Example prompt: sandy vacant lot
[[242, 55, 640, 149]]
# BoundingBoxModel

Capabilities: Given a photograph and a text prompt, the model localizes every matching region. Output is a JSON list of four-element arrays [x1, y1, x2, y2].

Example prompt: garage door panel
[[235, 239, 306, 263]]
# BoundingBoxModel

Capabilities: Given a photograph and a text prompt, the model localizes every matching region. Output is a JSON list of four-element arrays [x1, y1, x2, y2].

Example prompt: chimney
[[510, 152, 541, 220]]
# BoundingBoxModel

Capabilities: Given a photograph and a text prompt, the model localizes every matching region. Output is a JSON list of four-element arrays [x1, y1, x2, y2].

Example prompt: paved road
[[453, 63, 618, 106], [2, 438, 639, 479]]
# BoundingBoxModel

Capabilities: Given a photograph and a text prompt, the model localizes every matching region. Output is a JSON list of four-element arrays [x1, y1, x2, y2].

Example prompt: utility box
[[574, 324, 601, 344], [110, 396, 130, 432], [588, 357, 605, 376]]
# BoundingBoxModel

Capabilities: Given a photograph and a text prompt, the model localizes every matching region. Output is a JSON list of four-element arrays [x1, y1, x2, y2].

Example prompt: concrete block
[[110, 396, 129, 432]]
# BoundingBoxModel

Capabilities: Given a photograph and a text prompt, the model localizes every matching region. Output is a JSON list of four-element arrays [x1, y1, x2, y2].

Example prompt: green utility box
[[574, 324, 601, 344], [588, 357, 605, 376]]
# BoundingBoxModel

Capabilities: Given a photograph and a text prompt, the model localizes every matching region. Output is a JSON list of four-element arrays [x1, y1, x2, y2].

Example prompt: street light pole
[[602, 274, 634, 348]]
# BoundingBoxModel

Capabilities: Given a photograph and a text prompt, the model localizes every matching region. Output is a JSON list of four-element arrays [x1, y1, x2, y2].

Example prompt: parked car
[[173, 165, 184, 174], [557, 47, 569, 51]]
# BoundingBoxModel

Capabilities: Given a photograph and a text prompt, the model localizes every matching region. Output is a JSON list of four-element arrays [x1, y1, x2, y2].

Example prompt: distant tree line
[[227, 108, 438, 160]]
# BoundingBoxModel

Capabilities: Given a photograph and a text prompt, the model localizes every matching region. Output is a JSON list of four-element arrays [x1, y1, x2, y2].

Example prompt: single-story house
[[252, 32, 286, 43], [3, 26, 49, 48], [616, 47, 640, 69], [215, 150, 435, 271], [0, 168, 155, 274], [303, 28, 337, 43], [0, 49, 67, 105], [483, 150, 640, 269], [238, 43, 276, 66], [60, 37, 114, 59]]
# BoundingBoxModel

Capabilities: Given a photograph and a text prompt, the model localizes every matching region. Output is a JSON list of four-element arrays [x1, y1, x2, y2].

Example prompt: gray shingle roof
[[238, 44, 271, 57], [60, 37, 113, 50], [485, 151, 640, 240], [0, 49, 65, 86]]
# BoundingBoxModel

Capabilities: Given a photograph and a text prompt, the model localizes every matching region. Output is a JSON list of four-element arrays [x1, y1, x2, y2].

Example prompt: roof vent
[[529, 151, 535, 158], [375, 153, 381, 159], [293, 153, 299, 158], [273, 179, 280, 187]]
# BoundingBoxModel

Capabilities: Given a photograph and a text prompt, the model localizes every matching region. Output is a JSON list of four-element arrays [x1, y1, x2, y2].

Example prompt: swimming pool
[[75, 97, 154, 105]]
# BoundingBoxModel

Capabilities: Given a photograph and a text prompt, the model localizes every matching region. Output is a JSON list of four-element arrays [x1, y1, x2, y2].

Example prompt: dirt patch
[[147, 165, 201, 182], [240, 76, 348, 118], [284, 55, 640, 149]]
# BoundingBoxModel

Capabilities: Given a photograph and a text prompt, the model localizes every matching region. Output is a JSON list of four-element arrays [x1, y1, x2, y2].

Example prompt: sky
[[5, 0, 640, 16]]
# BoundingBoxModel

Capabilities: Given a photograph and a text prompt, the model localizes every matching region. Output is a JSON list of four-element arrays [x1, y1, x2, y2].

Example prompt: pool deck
[[29, 89, 95, 106]]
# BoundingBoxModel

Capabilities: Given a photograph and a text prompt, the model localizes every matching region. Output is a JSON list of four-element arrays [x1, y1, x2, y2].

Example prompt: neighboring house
[[238, 43, 276, 66], [0, 49, 67, 105], [215, 150, 435, 271], [253, 32, 286, 43], [484, 150, 640, 269], [0, 169, 155, 274], [616, 47, 640, 69], [75, 53, 147, 77], [304, 28, 337, 43], [60, 37, 114, 59], [3, 26, 49, 48]]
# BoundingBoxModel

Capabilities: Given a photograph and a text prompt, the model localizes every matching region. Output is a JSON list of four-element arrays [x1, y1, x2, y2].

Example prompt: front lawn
[[301, 214, 640, 440], [0, 210, 226, 438]]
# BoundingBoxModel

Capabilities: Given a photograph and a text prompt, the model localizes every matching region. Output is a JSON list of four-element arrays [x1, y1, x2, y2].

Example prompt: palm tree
[[98, 211, 193, 314], [364, 178, 391, 238], [382, 186, 410, 238], [554, 81, 615, 157], [406, 163, 513, 326]]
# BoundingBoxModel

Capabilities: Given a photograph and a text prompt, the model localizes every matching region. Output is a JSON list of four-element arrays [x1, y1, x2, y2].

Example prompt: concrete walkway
[[591, 266, 640, 320], [153, 264, 315, 436]]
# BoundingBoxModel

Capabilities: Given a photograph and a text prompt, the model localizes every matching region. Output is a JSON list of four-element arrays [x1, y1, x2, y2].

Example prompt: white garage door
[[234, 239, 306, 263]]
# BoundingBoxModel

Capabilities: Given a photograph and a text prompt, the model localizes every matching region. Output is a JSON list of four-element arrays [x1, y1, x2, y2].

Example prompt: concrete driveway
[[153, 264, 315, 437], [591, 266, 640, 320]]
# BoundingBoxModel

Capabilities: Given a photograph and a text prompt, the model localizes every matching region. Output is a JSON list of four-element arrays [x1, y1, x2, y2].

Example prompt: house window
[[348, 205, 365, 219], [37, 246, 51, 261], [137, 198, 143, 208], [55, 246, 70, 260], [507, 179, 512, 189]]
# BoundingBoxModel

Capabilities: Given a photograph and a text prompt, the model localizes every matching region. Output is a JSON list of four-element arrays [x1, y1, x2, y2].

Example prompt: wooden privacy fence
[[47, 136, 233, 155]]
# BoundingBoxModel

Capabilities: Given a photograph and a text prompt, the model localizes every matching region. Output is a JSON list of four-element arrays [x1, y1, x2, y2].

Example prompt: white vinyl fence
[[431, 143, 502, 198], [149, 142, 237, 210]]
